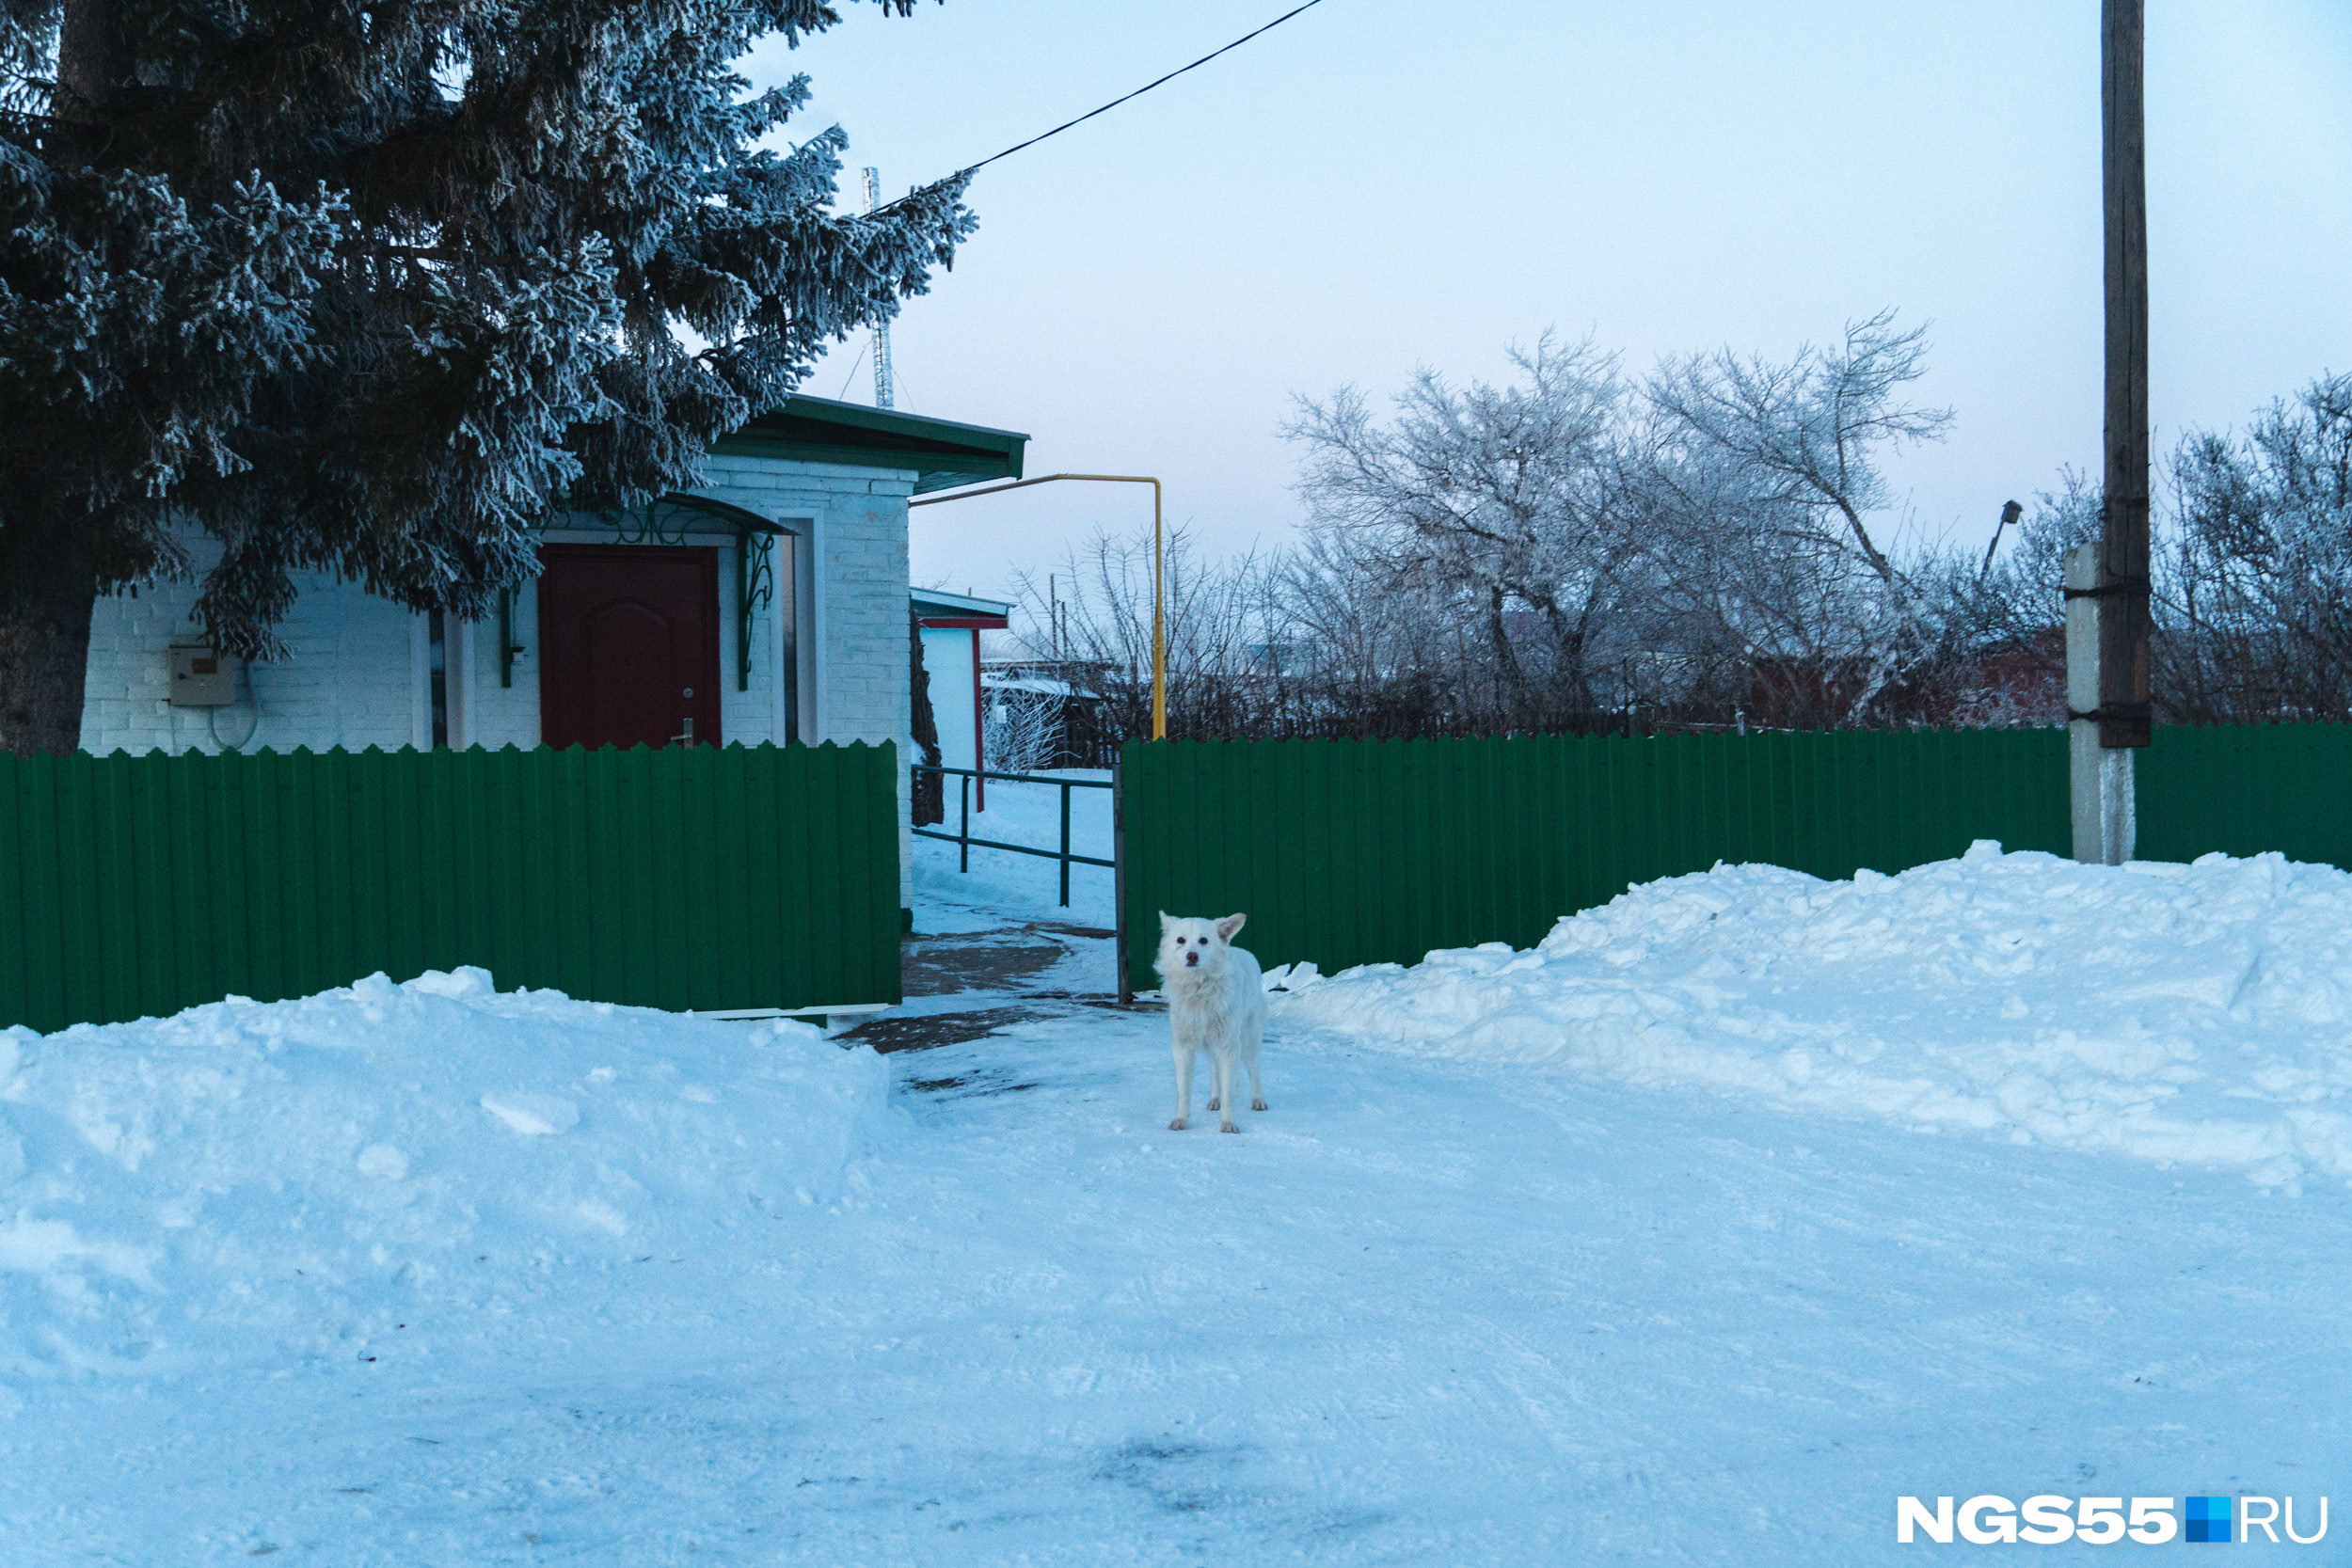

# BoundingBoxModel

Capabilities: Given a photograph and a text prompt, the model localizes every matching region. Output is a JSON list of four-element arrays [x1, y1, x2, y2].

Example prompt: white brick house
[[78, 395, 1028, 913]]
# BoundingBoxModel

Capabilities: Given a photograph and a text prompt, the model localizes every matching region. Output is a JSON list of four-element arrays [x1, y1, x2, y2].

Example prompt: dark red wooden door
[[538, 545, 722, 751]]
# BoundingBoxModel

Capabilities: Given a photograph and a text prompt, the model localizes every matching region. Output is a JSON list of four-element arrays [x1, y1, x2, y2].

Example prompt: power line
[[829, 333, 913, 409], [867, 0, 1328, 216], [841, 2, 1328, 394], [961, 0, 1327, 178], [834, 338, 869, 400]]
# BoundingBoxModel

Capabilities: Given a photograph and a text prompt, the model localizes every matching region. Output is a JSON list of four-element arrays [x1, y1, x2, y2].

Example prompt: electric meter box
[[167, 645, 240, 707]]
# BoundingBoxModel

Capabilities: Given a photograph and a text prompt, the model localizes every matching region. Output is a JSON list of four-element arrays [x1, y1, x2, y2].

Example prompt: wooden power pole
[[2074, 0, 2151, 863], [2101, 0, 2152, 750]]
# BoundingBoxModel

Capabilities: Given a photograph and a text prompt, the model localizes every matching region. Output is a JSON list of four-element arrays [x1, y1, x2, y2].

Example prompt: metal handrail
[[912, 763, 1113, 908]]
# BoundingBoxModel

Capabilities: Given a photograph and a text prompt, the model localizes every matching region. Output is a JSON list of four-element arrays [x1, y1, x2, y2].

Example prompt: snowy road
[[7, 922, 2347, 1563]]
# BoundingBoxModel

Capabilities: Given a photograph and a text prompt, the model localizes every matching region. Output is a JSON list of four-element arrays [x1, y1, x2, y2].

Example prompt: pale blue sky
[[745, 1, 2352, 602]]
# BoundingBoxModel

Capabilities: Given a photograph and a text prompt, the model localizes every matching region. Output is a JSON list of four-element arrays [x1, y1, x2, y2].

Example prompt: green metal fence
[[2137, 722, 2352, 868], [1119, 729, 2073, 994], [0, 740, 903, 1034]]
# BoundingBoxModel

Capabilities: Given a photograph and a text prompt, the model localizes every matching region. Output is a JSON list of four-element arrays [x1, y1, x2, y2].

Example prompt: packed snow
[[0, 969, 888, 1386], [4, 849, 2349, 1562], [1279, 843, 2352, 1193]]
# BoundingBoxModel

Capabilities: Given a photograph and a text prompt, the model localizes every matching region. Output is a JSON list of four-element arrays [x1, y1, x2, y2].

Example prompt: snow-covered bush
[[982, 685, 1062, 774]]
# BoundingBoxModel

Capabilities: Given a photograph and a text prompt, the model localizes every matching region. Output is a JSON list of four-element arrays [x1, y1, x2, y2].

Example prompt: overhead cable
[[866, 0, 1328, 215], [959, 0, 1327, 177]]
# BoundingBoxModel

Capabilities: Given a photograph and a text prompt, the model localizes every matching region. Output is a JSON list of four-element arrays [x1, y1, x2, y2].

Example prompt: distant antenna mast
[[863, 167, 895, 410]]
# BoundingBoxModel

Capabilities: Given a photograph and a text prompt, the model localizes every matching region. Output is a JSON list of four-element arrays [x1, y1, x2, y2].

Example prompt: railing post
[[907, 765, 1114, 913], [1114, 752, 1130, 1005], [1059, 781, 1073, 907]]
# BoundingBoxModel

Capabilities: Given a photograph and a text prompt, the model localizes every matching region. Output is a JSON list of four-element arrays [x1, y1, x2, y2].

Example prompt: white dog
[[1155, 911, 1267, 1132]]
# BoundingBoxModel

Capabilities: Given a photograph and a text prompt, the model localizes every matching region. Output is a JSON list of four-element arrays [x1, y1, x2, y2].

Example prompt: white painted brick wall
[[81, 538, 414, 757], [79, 454, 921, 908]]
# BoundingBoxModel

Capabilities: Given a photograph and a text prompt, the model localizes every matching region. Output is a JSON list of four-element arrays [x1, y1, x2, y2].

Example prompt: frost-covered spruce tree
[[0, 0, 972, 754]]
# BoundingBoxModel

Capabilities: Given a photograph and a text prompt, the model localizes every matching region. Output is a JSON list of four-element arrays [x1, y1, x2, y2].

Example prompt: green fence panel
[[2137, 722, 2352, 870], [0, 740, 901, 1035], [1122, 728, 2074, 993]]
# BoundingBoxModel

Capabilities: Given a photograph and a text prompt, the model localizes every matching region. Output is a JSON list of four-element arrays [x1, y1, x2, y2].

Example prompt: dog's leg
[[1169, 1041, 1192, 1132], [1246, 1033, 1267, 1113], [1216, 1052, 1239, 1133]]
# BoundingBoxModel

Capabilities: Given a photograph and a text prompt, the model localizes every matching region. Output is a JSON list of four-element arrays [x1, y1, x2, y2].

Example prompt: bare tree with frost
[[1951, 375, 2352, 727], [1281, 333, 1657, 731], [1642, 309, 1956, 725], [979, 685, 1061, 775], [1058, 524, 1303, 741], [2158, 373, 2352, 722]]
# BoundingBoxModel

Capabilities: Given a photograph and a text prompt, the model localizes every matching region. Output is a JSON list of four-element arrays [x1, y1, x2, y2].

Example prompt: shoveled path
[[843, 920, 1151, 1057]]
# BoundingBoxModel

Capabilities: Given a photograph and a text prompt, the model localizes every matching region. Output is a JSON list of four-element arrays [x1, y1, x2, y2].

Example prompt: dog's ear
[[1216, 912, 1247, 942], [1158, 911, 1173, 931]]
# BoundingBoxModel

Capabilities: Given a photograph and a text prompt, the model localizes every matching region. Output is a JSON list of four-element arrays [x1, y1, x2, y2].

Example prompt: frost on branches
[[0, 0, 973, 752]]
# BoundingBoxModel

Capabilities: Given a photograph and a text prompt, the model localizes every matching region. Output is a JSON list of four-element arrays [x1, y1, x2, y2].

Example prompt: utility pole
[[863, 167, 896, 410], [2071, 0, 2150, 863]]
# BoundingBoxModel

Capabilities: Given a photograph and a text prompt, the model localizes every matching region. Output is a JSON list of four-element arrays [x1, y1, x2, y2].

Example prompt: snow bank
[[0, 969, 891, 1378], [1279, 844, 2352, 1191]]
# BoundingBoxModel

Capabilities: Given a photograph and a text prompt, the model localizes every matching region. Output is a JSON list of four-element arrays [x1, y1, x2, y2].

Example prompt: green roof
[[712, 394, 1027, 494], [912, 587, 1012, 620]]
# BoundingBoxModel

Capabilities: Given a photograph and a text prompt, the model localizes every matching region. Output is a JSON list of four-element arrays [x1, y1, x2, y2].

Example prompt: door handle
[[671, 717, 694, 747]]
